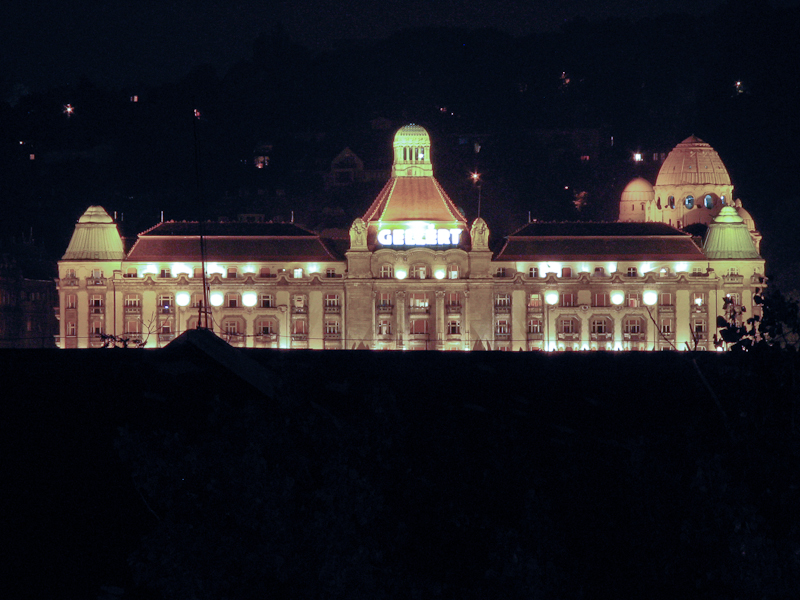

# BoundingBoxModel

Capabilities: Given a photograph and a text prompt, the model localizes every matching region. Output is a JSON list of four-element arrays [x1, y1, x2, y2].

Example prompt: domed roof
[[620, 177, 655, 202], [62, 206, 126, 260], [702, 206, 760, 259], [655, 136, 732, 187], [393, 123, 431, 146]]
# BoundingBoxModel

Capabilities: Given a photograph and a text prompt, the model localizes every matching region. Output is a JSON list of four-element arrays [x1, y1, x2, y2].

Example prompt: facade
[[56, 125, 765, 351]]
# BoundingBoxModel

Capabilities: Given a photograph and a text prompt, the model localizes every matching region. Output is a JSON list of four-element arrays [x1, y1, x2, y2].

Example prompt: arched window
[[380, 264, 394, 279], [226, 292, 241, 308], [668, 196, 675, 209], [684, 195, 695, 209], [704, 194, 714, 209]]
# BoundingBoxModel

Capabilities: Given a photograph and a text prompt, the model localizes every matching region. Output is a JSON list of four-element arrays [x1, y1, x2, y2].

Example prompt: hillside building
[[56, 125, 765, 351]]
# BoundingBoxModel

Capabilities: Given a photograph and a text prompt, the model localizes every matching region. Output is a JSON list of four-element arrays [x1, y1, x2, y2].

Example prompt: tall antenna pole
[[193, 106, 210, 330]]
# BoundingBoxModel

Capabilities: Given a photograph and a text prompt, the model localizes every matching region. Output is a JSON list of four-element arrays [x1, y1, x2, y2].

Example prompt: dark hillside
[[2, 347, 799, 598]]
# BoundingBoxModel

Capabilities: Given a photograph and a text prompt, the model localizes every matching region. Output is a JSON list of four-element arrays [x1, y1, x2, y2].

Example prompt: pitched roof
[[496, 222, 705, 261], [362, 177, 466, 223], [703, 206, 761, 259], [62, 206, 126, 261], [125, 221, 340, 262]]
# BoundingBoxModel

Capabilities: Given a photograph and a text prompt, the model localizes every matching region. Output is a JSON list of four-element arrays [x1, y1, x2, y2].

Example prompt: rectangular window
[[160, 269, 171, 278], [92, 269, 103, 279], [694, 320, 706, 334], [594, 267, 605, 276], [67, 322, 76, 336], [447, 292, 460, 307], [159, 294, 173, 312], [624, 319, 641, 334], [627, 267, 638, 277], [325, 294, 340, 307], [66, 294, 77, 309], [92, 321, 104, 335], [191, 292, 204, 308], [626, 292, 640, 308], [226, 293, 240, 308], [448, 264, 459, 279], [261, 294, 274, 308], [659, 292, 672, 306], [379, 292, 392, 307], [378, 319, 392, 335], [528, 293, 542, 308], [227, 268, 238, 279], [259, 267, 271, 278], [194, 267, 204, 278], [693, 292, 705, 306], [448, 320, 461, 334], [495, 294, 511, 307], [90, 295, 103, 307], [728, 267, 739, 276], [692, 267, 704, 276], [380, 264, 394, 279], [125, 320, 140, 335], [561, 267, 573, 278], [560, 319, 575, 334], [592, 292, 609, 307], [258, 319, 275, 335], [529, 267, 539, 278], [65, 268, 76, 279], [160, 322, 172, 334], [528, 319, 542, 334], [325, 320, 340, 334], [409, 293, 429, 309], [727, 293, 740, 305], [412, 265, 427, 279], [592, 319, 607, 334], [660, 318, 672, 334], [326, 268, 337, 278], [292, 319, 307, 334], [410, 319, 429, 334], [293, 268, 303, 278], [495, 267, 507, 278], [496, 319, 509, 334], [561, 292, 576, 307]]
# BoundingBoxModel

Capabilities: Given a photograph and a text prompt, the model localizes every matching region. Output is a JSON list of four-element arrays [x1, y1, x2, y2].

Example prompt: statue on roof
[[349, 218, 368, 250], [470, 218, 490, 251]]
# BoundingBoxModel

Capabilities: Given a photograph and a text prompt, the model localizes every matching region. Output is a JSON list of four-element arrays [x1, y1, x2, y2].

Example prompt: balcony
[[446, 333, 462, 341], [158, 333, 175, 343], [408, 333, 430, 340], [692, 304, 708, 314], [494, 305, 511, 314], [256, 333, 277, 344], [60, 278, 79, 287], [623, 332, 645, 341], [590, 333, 612, 341], [324, 332, 342, 340], [324, 305, 341, 314], [376, 333, 394, 341], [527, 305, 543, 314], [377, 304, 394, 313], [446, 304, 462, 314], [124, 305, 141, 314], [291, 333, 308, 342], [87, 278, 107, 287], [160, 307, 174, 315], [557, 332, 580, 341], [409, 305, 430, 314], [90, 306, 104, 315], [527, 333, 543, 341], [495, 331, 511, 340], [291, 306, 308, 314], [722, 273, 744, 284], [658, 305, 675, 314]]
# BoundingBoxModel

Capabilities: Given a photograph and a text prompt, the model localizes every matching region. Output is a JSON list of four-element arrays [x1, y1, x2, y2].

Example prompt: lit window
[[380, 264, 394, 279], [67, 322, 76, 336], [378, 319, 392, 335], [261, 294, 274, 308], [409, 293, 429, 309], [159, 294, 173, 313], [411, 264, 427, 279], [92, 269, 103, 279], [528, 293, 542, 308], [693, 292, 705, 306], [626, 292, 640, 308], [293, 268, 303, 278], [448, 264, 459, 279]]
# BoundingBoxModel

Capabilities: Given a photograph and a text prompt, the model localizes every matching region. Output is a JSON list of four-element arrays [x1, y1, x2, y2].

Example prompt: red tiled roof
[[126, 236, 340, 262], [362, 177, 466, 223]]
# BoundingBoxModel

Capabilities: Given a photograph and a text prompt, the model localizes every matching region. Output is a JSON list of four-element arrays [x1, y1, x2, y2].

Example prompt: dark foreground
[[3, 341, 799, 599]]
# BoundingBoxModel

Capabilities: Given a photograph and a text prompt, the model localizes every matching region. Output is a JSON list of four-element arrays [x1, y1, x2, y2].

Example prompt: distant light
[[209, 292, 224, 307], [643, 290, 658, 306], [63, 104, 74, 116], [470, 172, 480, 183], [130, 95, 138, 103], [611, 291, 624, 305], [175, 292, 191, 307], [633, 153, 643, 162], [194, 109, 201, 119], [545, 290, 559, 305], [395, 270, 407, 280], [694, 296, 703, 306], [242, 292, 258, 307], [434, 270, 445, 280]]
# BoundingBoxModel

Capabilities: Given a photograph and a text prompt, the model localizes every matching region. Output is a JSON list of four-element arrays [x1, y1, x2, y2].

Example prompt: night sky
[[1, 0, 772, 91]]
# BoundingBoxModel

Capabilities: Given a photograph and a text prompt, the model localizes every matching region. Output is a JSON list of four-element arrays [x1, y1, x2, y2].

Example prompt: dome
[[702, 206, 760, 259], [655, 136, 732, 187], [620, 177, 655, 202], [62, 206, 126, 260], [393, 123, 431, 147]]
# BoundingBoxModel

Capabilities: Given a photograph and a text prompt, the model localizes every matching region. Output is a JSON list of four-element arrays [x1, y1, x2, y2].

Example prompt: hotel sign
[[376, 223, 463, 246]]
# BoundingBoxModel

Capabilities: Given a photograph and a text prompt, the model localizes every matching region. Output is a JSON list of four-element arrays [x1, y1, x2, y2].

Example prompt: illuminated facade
[[56, 125, 765, 351]]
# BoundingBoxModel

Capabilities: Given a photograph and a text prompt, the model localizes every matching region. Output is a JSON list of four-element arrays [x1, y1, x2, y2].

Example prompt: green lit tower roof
[[62, 205, 126, 260], [702, 206, 760, 259]]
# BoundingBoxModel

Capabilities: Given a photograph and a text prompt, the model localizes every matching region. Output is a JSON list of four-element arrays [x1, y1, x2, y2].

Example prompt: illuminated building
[[56, 126, 765, 351]]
